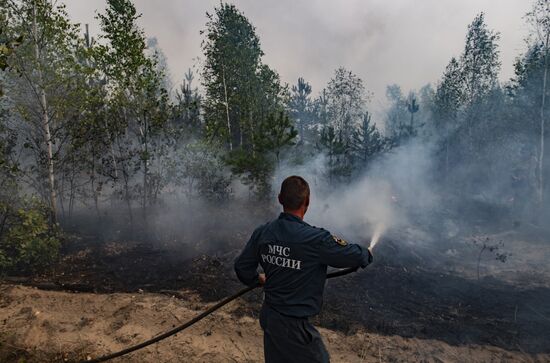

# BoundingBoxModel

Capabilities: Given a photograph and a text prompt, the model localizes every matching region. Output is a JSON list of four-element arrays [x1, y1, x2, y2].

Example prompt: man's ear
[[278, 194, 283, 205], [304, 195, 310, 208]]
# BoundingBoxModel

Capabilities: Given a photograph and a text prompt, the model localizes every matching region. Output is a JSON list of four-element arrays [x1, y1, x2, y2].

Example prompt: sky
[[63, 0, 532, 114]]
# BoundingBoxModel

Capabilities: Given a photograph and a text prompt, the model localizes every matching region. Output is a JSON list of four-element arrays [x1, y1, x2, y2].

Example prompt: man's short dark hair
[[279, 176, 310, 210]]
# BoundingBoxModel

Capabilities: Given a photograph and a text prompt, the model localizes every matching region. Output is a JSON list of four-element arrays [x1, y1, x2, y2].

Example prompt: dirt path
[[1, 284, 547, 363]]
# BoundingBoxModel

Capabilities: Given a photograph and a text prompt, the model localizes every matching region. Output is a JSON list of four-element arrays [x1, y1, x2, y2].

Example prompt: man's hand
[[259, 273, 266, 285], [367, 247, 374, 264]]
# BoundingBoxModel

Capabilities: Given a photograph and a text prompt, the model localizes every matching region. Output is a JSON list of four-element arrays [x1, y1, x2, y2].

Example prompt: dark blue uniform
[[234, 212, 372, 363]]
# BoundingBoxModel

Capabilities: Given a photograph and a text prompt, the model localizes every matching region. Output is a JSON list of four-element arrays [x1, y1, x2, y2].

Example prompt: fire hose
[[83, 266, 359, 363]]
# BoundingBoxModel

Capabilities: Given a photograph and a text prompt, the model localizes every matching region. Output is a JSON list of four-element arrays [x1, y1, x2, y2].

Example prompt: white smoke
[[274, 140, 438, 249]]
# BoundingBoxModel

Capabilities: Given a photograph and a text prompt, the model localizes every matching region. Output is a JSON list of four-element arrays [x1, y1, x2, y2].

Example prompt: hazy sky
[[64, 0, 532, 112]]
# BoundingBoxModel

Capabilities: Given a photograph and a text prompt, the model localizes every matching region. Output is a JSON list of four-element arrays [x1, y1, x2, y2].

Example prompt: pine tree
[[318, 126, 347, 185], [384, 84, 409, 141], [289, 77, 313, 143], [174, 68, 202, 135], [258, 111, 297, 166], [417, 84, 436, 138], [406, 92, 420, 136], [350, 111, 388, 171]]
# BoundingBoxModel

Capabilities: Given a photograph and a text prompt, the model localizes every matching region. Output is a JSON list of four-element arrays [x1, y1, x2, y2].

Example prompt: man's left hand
[[259, 273, 266, 285]]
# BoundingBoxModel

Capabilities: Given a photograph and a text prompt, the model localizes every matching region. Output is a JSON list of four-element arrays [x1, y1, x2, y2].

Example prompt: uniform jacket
[[234, 212, 371, 318]]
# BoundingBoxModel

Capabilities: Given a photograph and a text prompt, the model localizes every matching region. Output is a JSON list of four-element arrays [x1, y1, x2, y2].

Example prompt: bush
[[0, 200, 60, 274], [164, 140, 233, 201]]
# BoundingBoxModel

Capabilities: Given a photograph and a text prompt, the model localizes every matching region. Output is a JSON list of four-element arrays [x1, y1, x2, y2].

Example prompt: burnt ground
[[2, 234, 550, 356]]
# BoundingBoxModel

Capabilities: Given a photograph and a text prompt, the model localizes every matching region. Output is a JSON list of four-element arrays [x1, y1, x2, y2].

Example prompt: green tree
[[350, 111, 388, 171], [507, 1, 550, 212], [201, 3, 294, 196], [259, 110, 297, 166], [0, 8, 23, 96], [384, 84, 409, 141], [163, 140, 232, 202], [4, 0, 84, 223], [460, 13, 501, 164], [0, 199, 60, 273], [173, 68, 202, 135], [406, 92, 420, 136], [326, 67, 369, 144], [0, 94, 19, 243], [96, 0, 170, 221], [526, 0, 550, 205], [417, 84, 435, 138], [434, 57, 464, 177], [318, 126, 348, 185], [313, 88, 330, 129], [289, 77, 313, 143], [461, 13, 501, 104], [201, 3, 262, 151]]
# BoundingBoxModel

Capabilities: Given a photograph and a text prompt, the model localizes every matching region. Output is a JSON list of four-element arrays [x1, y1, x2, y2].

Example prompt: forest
[[0, 0, 550, 362], [0, 0, 547, 270]]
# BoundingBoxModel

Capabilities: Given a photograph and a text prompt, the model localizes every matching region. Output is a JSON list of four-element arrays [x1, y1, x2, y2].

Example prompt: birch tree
[[527, 0, 550, 205], [201, 3, 294, 196], [326, 67, 369, 144], [434, 57, 464, 177], [96, 0, 169, 221], [4, 0, 82, 223], [201, 3, 263, 151]]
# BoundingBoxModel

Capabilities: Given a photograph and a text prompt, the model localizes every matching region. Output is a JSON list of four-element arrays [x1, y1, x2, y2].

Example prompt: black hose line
[[83, 267, 358, 363]]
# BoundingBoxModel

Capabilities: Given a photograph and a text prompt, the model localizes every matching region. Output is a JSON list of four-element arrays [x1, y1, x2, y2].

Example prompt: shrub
[[0, 200, 60, 274]]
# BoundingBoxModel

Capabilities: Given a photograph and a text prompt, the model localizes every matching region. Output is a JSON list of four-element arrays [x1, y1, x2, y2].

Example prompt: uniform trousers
[[259, 304, 330, 363]]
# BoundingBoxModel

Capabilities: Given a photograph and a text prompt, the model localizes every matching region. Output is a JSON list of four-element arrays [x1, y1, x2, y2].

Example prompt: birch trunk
[[221, 66, 233, 150], [140, 112, 148, 217], [538, 31, 549, 206], [33, 3, 57, 223]]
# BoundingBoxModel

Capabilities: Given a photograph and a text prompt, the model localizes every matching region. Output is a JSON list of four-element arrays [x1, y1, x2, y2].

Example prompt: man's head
[[278, 176, 310, 218]]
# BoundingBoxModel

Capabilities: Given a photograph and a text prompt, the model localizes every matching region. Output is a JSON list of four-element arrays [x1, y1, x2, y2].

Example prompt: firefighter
[[234, 175, 373, 363]]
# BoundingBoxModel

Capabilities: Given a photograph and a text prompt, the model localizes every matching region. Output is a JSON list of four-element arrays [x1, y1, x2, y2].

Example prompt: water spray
[[369, 223, 386, 251]]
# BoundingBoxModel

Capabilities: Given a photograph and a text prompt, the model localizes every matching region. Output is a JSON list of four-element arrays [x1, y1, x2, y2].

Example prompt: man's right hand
[[367, 247, 374, 264]]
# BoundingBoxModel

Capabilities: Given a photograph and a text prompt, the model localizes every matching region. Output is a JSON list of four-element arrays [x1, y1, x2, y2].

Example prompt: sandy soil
[[1, 284, 548, 363]]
